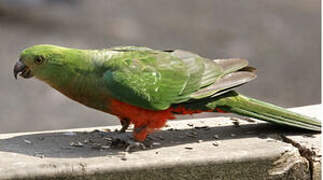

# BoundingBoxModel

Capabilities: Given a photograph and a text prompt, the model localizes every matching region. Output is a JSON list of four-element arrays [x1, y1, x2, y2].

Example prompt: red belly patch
[[109, 99, 224, 141]]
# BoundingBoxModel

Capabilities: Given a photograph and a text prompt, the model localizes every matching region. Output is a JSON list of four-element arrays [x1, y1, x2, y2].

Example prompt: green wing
[[102, 46, 253, 110]]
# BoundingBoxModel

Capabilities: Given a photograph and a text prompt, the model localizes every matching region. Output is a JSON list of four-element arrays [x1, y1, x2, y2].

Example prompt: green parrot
[[14, 45, 321, 148]]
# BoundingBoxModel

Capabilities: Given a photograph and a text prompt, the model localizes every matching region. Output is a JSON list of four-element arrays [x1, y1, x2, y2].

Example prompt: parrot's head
[[14, 44, 88, 82]]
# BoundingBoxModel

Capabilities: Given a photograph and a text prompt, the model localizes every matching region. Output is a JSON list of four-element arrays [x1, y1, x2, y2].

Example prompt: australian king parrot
[[14, 45, 321, 148]]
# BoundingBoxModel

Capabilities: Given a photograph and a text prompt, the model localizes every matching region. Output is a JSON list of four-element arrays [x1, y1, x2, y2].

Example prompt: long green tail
[[183, 91, 321, 131]]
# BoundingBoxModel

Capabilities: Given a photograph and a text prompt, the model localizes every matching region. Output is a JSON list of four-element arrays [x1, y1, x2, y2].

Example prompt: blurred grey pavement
[[0, 0, 320, 133]]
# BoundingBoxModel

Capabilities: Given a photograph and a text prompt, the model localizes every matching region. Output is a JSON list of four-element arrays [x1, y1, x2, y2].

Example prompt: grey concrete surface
[[0, 0, 320, 133], [0, 105, 320, 179]]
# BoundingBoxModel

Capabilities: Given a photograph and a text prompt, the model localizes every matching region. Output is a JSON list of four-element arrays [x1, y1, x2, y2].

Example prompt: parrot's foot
[[110, 133, 152, 152]]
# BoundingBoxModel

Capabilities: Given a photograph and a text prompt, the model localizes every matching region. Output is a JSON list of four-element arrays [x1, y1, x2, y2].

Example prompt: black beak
[[14, 59, 33, 79]]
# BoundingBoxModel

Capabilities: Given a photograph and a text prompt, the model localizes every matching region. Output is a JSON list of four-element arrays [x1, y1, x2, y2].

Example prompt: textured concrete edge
[[2, 149, 283, 180], [7, 150, 309, 180], [279, 135, 321, 180]]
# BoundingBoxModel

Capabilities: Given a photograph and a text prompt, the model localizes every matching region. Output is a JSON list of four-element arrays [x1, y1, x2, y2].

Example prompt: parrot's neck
[[39, 50, 119, 113]]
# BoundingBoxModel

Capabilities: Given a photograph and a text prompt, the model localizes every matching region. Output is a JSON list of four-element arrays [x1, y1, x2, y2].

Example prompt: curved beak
[[13, 59, 33, 79]]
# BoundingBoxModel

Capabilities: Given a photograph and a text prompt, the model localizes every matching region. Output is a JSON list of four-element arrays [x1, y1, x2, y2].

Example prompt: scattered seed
[[23, 139, 31, 144], [186, 134, 197, 138], [34, 152, 45, 158], [70, 142, 84, 147], [104, 137, 113, 141], [242, 117, 256, 123], [212, 141, 219, 147], [266, 139, 276, 142], [303, 134, 315, 138], [101, 145, 110, 150], [151, 142, 161, 147], [103, 128, 111, 132], [230, 117, 239, 121], [233, 121, 240, 127], [157, 135, 165, 140], [91, 129, 101, 133], [194, 126, 209, 130], [185, 147, 193, 150]]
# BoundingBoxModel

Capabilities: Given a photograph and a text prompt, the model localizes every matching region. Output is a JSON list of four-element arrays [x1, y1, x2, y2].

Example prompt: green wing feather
[[101, 46, 250, 110]]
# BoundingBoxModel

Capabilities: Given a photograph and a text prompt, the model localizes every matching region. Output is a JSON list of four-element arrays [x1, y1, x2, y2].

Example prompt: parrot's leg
[[119, 118, 130, 133]]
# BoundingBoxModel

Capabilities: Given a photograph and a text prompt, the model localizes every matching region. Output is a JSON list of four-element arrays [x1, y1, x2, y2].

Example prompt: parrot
[[14, 44, 321, 149]]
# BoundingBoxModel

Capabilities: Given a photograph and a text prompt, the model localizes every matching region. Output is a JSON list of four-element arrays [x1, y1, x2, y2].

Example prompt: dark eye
[[34, 56, 45, 65]]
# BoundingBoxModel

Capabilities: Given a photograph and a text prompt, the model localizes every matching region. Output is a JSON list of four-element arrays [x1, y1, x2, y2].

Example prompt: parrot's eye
[[34, 56, 45, 65]]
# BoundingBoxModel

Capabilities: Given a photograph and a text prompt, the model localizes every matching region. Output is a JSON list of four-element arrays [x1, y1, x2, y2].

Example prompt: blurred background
[[0, 0, 320, 133]]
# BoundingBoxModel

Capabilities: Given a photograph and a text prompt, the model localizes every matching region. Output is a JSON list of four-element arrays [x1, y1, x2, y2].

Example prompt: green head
[[14, 44, 90, 82]]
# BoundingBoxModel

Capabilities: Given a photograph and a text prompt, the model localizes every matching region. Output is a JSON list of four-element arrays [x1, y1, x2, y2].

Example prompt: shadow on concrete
[[0, 120, 317, 158]]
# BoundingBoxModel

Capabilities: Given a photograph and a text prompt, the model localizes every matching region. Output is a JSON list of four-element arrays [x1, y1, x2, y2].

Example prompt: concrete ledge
[[0, 105, 321, 179]]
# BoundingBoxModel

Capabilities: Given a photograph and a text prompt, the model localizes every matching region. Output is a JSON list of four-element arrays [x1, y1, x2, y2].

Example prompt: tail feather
[[188, 91, 321, 131]]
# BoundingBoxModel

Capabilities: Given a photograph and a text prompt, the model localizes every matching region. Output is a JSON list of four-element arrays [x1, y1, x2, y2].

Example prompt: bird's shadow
[[0, 120, 317, 158]]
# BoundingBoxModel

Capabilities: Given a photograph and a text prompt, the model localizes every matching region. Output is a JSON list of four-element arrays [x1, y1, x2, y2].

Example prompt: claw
[[110, 133, 152, 152], [125, 141, 146, 152]]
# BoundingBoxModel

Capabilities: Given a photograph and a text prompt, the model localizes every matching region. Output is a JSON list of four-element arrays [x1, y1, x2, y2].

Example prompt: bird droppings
[[213, 134, 219, 139], [185, 147, 193, 150], [198, 140, 203, 143], [38, 137, 45, 141], [23, 139, 31, 144], [63, 132, 76, 136], [230, 133, 236, 137], [70, 142, 84, 147]]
